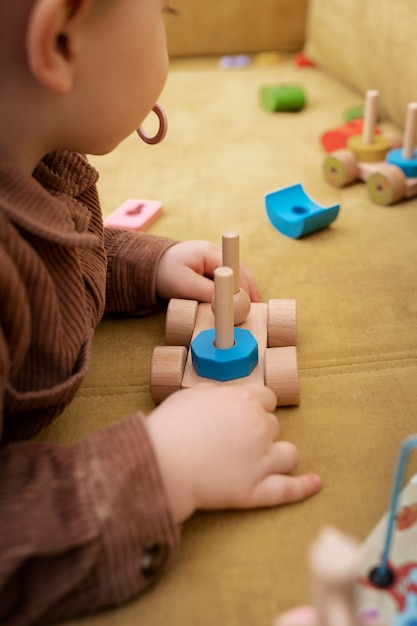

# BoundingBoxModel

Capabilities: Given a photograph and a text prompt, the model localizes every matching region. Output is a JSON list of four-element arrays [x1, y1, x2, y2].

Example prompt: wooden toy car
[[150, 233, 300, 409], [323, 91, 417, 206]]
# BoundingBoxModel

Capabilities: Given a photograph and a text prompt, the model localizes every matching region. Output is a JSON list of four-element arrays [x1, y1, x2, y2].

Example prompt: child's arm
[[0, 405, 180, 624], [103, 226, 178, 315], [0, 237, 180, 625], [146, 384, 322, 524], [104, 232, 260, 316]]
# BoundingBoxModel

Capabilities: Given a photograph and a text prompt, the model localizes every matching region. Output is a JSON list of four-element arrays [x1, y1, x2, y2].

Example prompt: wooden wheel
[[323, 149, 359, 187], [150, 345, 187, 403], [367, 164, 406, 206], [264, 346, 300, 406], [165, 299, 198, 346], [267, 299, 297, 347]]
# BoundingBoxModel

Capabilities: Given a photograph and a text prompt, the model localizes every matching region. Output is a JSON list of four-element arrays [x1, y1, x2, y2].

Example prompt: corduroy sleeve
[[104, 228, 177, 316], [0, 412, 180, 626]]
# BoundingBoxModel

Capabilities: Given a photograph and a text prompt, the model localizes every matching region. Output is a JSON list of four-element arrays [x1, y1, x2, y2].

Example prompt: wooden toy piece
[[104, 199, 163, 231], [151, 298, 300, 405], [264, 346, 299, 406], [149, 232, 300, 406], [150, 345, 187, 404], [180, 300, 299, 405], [260, 84, 306, 113], [191, 268, 258, 382], [267, 299, 297, 347], [213, 266, 234, 349], [321, 119, 368, 153], [386, 102, 417, 177], [367, 102, 417, 206], [366, 163, 409, 206], [165, 298, 198, 347], [253, 51, 284, 66], [402, 102, 417, 160], [294, 51, 316, 68], [219, 54, 251, 69], [347, 90, 391, 162], [324, 93, 417, 205], [362, 89, 379, 146], [265, 183, 340, 239], [222, 232, 240, 293], [323, 149, 360, 187], [213, 232, 251, 325], [345, 106, 365, 122], [310, 527, 361, 626]]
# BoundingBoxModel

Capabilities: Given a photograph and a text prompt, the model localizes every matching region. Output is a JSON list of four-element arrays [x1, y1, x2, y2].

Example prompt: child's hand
[[156, 240, 260, 303], [146, 384, 321, 524]]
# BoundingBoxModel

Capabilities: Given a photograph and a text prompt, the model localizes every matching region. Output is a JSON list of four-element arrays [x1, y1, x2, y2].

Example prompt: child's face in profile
[[78, 0, 171, 155]]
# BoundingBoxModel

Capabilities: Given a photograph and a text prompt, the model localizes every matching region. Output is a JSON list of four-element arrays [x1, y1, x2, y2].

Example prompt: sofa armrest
[[305, 0, 417, 129]]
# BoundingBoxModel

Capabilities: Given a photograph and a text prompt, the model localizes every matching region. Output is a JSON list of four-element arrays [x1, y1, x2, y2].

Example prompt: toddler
[[0, 1, 322, 624]]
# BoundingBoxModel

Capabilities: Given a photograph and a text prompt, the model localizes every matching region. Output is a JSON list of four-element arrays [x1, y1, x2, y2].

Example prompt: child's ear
[[26, 0, 90, 95]]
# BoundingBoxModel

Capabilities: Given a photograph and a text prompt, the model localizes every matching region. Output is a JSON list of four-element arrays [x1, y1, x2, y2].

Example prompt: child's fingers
[[180, 270, 214, 302], [244, 383, 278, 412], [267, 440, 299, 474], [252, 473, 322, 507], [239, 262, 261, 302]]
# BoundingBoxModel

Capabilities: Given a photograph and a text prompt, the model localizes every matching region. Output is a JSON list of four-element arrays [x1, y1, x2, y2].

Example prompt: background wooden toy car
[[323, 91, 417, 206], [367, 103, 417, 206], [150, 233, 300, 408]]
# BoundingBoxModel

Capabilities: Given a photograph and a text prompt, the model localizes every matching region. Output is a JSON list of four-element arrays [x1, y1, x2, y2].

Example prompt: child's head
[[0, 0, 171, 171]]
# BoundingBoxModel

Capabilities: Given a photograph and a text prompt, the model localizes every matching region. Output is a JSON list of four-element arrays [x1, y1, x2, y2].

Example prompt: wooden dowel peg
[[220, 231, 251, 326], [222, 231, 240, 293], [362, 90, 379, 145], [214, 267, 235, 350], [402, 102, 417, 159]]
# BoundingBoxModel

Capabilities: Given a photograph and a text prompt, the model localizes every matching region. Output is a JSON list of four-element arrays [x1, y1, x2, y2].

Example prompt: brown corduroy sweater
[[0, 151, 180, 626]]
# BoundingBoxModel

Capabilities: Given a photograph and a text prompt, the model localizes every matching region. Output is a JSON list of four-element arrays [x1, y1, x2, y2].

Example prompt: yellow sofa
[[38, 1, 417, 624]]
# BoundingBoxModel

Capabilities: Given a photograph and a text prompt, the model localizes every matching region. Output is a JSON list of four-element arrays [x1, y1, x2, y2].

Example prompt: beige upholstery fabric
[[37, 53, 417, 625], [305, 0, 417, 128], [165, 0, 309, 56]]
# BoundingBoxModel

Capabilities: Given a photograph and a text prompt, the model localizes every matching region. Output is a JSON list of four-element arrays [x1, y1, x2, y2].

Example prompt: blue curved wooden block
[[265, 183, 340, 239]]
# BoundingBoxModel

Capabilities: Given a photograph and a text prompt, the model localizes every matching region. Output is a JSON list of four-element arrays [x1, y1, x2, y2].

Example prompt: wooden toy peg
[[222, 231, 240, 294], [402, 102, 417, 159], [347, 90, 390, 162], [362, 90, 379, 145], [310, 527, 361, 626], [214, 267, 235, 349], [219, 231, 251, 325]]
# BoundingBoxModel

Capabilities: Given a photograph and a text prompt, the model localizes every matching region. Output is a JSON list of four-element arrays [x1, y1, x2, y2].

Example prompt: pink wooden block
[[104, 199, 163, 231]]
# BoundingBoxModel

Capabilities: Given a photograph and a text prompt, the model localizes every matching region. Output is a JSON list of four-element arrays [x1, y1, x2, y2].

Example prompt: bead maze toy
[[274, 435, 417, 626], [323, 90, 417, 206], [265, 183, 340, 239], [150, 232, 299, 408], [275, 527, 366, 626]]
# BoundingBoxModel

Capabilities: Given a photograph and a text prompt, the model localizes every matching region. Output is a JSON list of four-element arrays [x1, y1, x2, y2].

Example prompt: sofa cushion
[[305, 0, 417, 129]]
